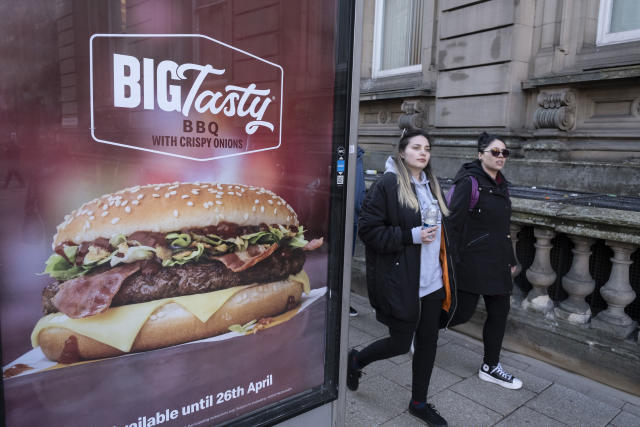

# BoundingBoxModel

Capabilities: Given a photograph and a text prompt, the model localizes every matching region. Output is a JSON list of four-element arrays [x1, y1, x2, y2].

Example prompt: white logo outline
[[89, 33, 284, 162]]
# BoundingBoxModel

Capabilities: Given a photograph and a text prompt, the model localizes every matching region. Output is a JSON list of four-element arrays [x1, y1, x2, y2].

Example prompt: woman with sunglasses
[[348, 129, 455, 426], [447, 132, 523, 390]]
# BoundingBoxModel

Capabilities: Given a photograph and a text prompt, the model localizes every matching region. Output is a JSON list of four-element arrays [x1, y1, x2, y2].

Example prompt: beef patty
[[42, 247, 305, 314]]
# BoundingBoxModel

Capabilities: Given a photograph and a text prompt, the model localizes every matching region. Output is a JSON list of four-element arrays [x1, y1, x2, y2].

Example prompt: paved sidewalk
[[346, 293, 640, 427]]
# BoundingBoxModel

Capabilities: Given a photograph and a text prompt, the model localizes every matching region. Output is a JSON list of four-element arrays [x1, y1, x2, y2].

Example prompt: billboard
[[0, 0, 352, 425]]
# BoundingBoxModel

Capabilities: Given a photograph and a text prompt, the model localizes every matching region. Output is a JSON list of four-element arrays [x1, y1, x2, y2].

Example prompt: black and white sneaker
[[479, 363, 523, 390], [349, 306, 358, 317]]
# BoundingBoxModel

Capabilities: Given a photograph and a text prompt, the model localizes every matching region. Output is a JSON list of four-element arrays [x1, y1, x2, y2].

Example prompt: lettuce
[[43, 226, 309, 280], [110, 245, 156, 267], [43, 246, 89, 281], [162, 242, 204, 267]]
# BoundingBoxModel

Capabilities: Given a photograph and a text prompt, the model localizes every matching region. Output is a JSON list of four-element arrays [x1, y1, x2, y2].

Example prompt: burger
[[32, 182, 323, 363]]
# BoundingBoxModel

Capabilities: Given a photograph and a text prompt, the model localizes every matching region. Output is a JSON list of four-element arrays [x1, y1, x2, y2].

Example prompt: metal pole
[[333, 0, 363, 425]]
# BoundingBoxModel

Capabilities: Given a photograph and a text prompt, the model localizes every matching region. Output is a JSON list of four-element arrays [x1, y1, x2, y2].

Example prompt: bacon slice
[[302, 238, 323, 251], [213, 243, 279, 272], [52, 263, 140, 318]]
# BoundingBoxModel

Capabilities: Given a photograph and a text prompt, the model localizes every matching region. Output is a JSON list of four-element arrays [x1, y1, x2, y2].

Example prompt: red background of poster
[[0, 0, 339, 425]]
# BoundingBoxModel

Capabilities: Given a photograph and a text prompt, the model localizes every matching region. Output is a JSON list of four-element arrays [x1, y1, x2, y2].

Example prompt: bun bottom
[[38, 279, 303, 362]]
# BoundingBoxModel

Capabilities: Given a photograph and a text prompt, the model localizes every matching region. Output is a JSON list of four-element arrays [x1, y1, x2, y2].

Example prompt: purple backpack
[[445, 176, 479, 211]]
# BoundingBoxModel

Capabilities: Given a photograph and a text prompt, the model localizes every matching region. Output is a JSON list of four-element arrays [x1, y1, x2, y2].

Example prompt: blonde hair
[[395, 130, 450, 216]]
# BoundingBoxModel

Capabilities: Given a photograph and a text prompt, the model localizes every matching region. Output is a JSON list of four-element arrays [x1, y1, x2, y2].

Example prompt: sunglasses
[[483, 148, 510, 158]]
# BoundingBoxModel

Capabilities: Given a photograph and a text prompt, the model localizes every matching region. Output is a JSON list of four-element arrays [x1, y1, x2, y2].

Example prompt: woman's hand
[[420, 226, 438, 244], [511, 265, 517, 274]]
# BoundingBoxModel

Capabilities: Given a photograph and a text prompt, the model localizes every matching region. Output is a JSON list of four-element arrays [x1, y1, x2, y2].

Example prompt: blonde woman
[[348, 129, 456, 427]]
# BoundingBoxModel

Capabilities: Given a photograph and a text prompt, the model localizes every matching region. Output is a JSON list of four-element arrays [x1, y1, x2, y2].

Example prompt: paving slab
[[493, 406, 568, 427], [389, 351, 412, 365], [379, 360, 463, 397], [344, 319, 640, 427], [348, 293, 374, 314], [523, 362, 630, 409], [496, 351, 532, 371], [610, 410, 640, 427], [349, 313, 389, 339], [444, 330, 484, 352], [380, 411, 425, 426], [526, 384, 619, 426], [345, 375, 414, 427], [501, 365, 553, 394], [621, 402, 640, 417], [361, 358, 399, 380], [449, 375, 536, 415], [447, 330, 531, 371], [434, 342, 484, 378], [437, 333, 451, 347], [429, 389, 503, 427], [349, 325, 379, 348]]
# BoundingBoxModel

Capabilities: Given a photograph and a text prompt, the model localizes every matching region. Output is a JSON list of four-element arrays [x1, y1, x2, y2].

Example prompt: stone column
[[522, 228, 556, 313], [554, 236, 595, 324], [591, 241, 638, 339], [509, 223, 524, 299]]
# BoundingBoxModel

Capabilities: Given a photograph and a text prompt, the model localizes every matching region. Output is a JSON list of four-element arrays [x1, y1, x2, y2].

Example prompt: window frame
[[371, 0, 422, 78], [596, 0, 640, 46]]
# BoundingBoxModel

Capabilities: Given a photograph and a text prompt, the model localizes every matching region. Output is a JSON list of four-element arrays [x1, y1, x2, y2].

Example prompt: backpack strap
[[446, 176, 480, 211], [468, 176, 479, 210]]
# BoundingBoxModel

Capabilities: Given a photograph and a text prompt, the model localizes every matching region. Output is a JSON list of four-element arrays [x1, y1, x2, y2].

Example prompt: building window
[[372, 0, 423, 78], [597, 0, 640, 45]]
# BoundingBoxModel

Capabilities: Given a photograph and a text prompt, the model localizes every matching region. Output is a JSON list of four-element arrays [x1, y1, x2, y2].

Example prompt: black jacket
[[358, 172, 456, 332], [447, 160, 516, 295]]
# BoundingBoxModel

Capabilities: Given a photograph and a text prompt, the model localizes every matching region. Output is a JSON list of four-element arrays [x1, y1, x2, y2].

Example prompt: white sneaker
[[479, 363, 523, 390]]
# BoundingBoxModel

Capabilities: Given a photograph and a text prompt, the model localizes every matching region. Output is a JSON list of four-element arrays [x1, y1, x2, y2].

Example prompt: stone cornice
[[522, 66, 640, 90]]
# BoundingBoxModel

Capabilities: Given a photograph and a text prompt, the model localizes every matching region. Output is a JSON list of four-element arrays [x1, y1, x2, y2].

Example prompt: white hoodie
[[385, 157, 444, 298]]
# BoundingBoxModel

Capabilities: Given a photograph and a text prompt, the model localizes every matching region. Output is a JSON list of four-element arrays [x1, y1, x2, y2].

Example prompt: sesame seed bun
[[53, 183, 299, 248]]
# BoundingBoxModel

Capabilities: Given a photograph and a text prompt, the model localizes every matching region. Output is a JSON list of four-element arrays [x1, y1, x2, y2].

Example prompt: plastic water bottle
[[422, 201, 439, 229]]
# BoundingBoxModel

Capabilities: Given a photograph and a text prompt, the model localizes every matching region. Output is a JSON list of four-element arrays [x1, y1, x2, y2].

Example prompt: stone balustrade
[[510, 198, 639, 341]]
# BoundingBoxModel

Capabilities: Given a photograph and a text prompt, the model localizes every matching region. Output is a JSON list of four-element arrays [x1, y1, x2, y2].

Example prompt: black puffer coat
[[447, 160, 516, 295], [358, 172, 456, 332]]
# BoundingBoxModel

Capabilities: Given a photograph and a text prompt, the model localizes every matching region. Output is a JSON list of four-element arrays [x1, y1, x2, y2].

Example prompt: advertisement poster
[[0, 1, 349, 425]]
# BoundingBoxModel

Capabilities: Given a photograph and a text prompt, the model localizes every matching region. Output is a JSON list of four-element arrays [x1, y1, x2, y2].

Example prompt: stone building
[[352, 0, 640, 394]]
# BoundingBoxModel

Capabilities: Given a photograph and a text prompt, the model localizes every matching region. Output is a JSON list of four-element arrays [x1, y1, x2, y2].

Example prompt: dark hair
[[477, 132, 503, 152], [399, 128, 429, 152]]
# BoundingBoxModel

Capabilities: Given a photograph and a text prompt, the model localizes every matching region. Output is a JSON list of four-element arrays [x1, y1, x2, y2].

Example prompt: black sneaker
[[346, 349, 362, 391], [479, 363, 523, 390], [349, 306, 358, 317], [408, 401, 448, 426]]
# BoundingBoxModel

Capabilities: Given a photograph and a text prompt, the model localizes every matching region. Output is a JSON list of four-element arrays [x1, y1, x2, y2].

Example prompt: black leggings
[[448, 291, 510, 366], [356, 294, 443, 402]]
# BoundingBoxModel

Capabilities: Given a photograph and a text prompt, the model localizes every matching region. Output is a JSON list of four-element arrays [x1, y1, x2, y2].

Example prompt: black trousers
[[448, 290, 510, 366], [356, 289, 444, 402]]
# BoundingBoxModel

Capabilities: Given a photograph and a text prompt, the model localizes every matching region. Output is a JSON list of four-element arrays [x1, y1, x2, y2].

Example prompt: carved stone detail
[[398, 99, 427, 130], [555, 236, 595, 325], [533, 90, 576, 131], [591, 241, 638, 338], [377, 110, 390, 124], [522, 228, 556, 313], [631, 97, 640, 118]]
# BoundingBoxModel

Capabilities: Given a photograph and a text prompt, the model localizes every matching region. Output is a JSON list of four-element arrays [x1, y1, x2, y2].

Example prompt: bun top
[[53, 183, 299, 247]]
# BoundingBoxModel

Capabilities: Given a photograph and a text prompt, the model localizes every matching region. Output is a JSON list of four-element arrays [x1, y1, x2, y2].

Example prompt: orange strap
[[439, 228, 452, 312]]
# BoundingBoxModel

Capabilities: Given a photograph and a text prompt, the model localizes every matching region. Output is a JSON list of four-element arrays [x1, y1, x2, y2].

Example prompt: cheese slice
[[291, 270, 311, 294], [31, 272, 311, 353]]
